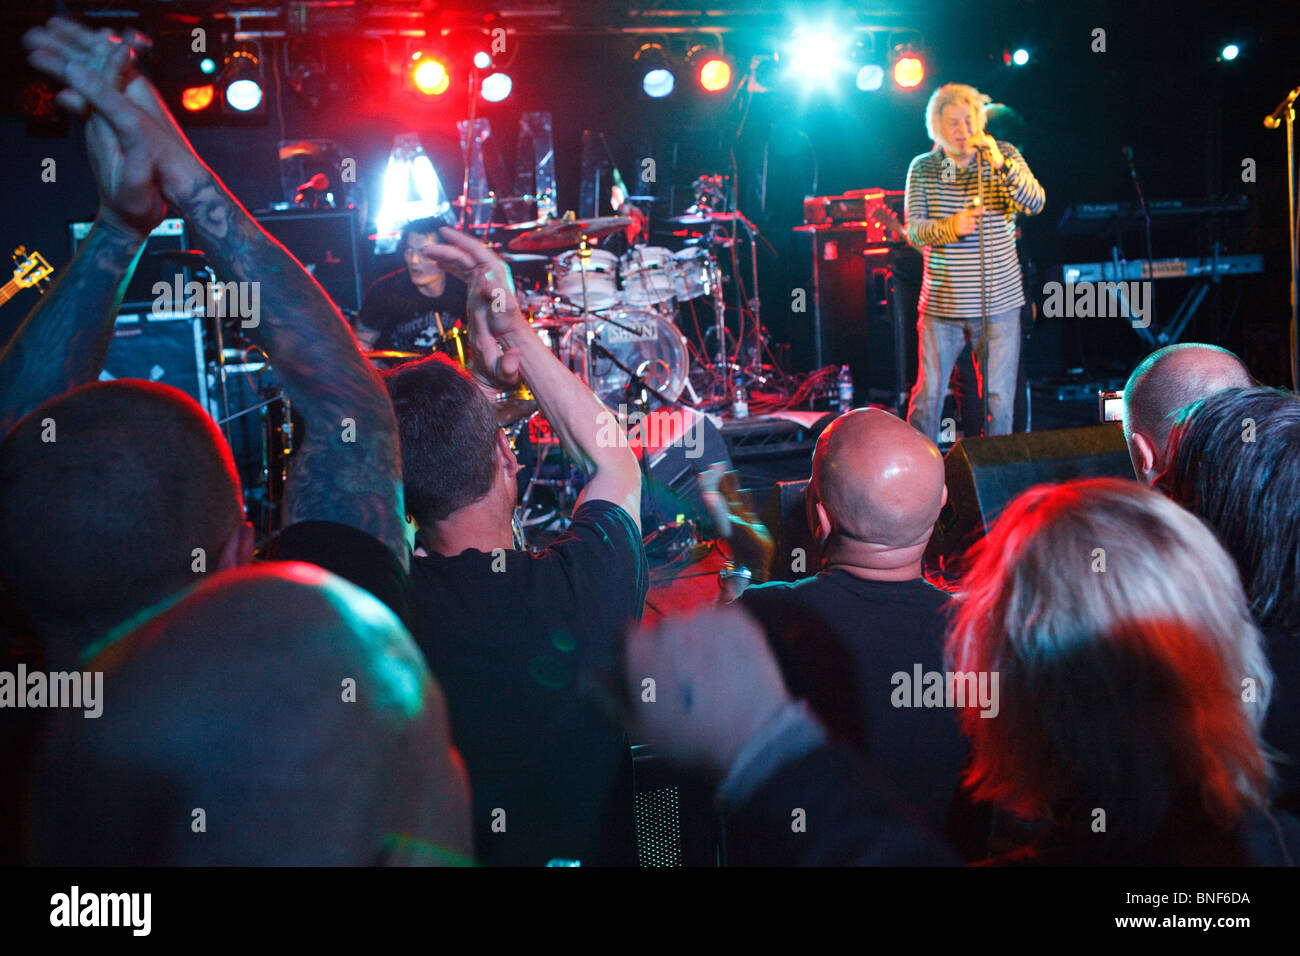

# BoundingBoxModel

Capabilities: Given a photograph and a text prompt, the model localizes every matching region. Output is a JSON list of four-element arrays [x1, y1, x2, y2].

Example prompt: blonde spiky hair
[[925, 82, 991, 145]]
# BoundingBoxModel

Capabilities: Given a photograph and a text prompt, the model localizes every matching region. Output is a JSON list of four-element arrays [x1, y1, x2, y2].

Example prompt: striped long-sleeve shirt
[[904, 142, 1045, 318]]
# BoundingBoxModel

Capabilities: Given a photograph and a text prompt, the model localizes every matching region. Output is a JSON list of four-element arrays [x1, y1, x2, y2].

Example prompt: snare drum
[[672, 247, 719, 301], [619, 246, 678, 308], [554, 249, 619, 311]]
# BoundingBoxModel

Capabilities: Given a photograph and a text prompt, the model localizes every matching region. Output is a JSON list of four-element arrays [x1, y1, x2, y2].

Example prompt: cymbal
[[665, 211, 740, 226], [499, 251, 551, 263], [507, 216, 633, 252]]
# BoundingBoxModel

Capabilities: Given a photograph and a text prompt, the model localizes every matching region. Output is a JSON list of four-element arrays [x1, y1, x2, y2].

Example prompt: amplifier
[[254, 209, 364, 314], [99, 309, 208, 413]]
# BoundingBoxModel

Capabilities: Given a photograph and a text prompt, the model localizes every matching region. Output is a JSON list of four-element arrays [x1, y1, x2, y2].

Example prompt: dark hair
[[0, 381, 243, 632], [1162, 386, 1300, 636], [382, 354, 499, 528], [400, 216, 449, 250]]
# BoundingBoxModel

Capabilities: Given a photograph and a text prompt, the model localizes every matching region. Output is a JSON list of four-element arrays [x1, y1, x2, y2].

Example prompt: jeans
[[907, 307, 1021, 442]]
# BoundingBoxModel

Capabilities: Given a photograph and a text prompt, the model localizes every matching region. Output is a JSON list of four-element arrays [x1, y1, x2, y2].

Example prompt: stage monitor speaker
[[631, 744, 721, 867], [926, 424, 1132, 574], [255, 209, 363, 314], [760, 478, 819, 583], [69, 218, 189, 312], [636, 407, 731, 533], [99, 308, 208, 412]]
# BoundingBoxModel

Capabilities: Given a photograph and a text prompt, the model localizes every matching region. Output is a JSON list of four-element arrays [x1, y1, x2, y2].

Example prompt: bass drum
[[560, 311, 689, 407]]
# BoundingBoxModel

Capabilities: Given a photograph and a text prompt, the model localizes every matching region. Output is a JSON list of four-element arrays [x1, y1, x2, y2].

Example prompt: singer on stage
[[904, 83, 1045, 441]]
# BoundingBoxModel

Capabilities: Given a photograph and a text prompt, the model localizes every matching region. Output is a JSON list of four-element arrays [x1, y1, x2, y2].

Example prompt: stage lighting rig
[[635, 43, 675, 99], [687, 43, 733, 94], [219, 41, 266, 114]]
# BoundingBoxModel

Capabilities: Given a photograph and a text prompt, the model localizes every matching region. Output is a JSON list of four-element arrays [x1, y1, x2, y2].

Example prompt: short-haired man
[[1122, 342, 1253, 484], [354, 217, 468, 352], [737, 408, 968, 837], [28, 564, 472, 866], [2, 19, 410, 664], [0, 19, 412, 865], [905, 83, 1045, 442], [384, 229, 648, 866]]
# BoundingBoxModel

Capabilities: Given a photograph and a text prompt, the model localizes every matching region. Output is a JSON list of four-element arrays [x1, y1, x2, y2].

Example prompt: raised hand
[[23, 19, 164, 239], [420, 227, 531, 390], [624, 606, 792, 776]]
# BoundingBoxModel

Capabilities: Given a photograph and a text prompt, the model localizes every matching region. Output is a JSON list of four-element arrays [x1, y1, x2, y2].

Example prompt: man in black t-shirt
[[737, 408, 969, 839], [383, 228, 647, 866], [356, 217, 469, 352]]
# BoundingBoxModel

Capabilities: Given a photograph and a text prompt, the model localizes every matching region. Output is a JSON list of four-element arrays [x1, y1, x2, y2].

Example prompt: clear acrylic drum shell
[[559, 311, 689, 406], [672, 247, 717, 300], [553, 249, 620, 310], [620, 246, 678, 308]]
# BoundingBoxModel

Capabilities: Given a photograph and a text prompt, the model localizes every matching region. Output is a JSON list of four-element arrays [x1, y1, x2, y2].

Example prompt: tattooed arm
[[0, 224, 147, 435], [0, 25, 162, 435], [24, 18, 407, 566]]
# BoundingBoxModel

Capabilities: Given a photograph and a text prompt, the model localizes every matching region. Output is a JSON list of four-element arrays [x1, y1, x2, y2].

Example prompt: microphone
[[1263, 86, 1300, 129], [295, 172, 329, 193]]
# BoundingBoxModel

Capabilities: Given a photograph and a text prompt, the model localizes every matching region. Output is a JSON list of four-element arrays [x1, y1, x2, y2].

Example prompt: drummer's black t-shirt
[[357, 268, 468, 352]]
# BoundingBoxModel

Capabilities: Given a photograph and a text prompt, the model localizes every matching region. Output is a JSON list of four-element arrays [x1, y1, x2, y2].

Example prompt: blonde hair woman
[[946, 478, 1296, 864]]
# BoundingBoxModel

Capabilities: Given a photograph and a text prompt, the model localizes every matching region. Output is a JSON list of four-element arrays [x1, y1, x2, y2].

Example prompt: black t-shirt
[[408, 499, 648, 866], [357, 268, 468, 352], [259, 520, 411, 629], [740, 570, 968, 835]]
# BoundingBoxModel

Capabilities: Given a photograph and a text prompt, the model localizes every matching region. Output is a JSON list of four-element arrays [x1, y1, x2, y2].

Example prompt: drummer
[[354, 216, 469, 352]]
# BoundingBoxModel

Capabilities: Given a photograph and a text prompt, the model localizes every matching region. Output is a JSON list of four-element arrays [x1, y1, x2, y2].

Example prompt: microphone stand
[[1264, 86, 1300, 389], [1123, 146, 1157, 327]]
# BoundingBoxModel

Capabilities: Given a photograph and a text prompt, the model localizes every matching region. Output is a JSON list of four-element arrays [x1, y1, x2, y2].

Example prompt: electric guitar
[[0, 247, 54, 308]]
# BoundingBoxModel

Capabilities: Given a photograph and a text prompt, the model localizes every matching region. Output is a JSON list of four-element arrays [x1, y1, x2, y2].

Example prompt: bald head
[[1123, 344, 1252, 482], [811, 408, 946, 564], [0, 380, 246, 663], [28, 563, 472, 866]]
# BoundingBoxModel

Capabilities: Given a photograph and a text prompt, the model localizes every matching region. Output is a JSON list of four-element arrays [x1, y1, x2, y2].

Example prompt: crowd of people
[[1, 17, 1298, 867]]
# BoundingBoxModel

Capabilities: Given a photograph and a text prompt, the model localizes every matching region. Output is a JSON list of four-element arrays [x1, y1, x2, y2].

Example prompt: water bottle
[[836, 365, 854, 411], [732, 386, 749, 420]]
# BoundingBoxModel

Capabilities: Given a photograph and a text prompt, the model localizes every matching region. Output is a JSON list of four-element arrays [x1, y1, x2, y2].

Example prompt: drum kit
[[498, 213, 727, 412]]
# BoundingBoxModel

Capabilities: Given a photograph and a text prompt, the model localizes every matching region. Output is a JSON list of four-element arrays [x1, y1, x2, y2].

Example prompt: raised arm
[[0, 27, 162, 435], [26, 19, 407, 566], [423, 228, 642, 529]]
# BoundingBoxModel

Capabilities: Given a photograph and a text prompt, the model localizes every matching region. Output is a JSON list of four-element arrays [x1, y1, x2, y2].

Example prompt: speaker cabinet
[[255, 209, 363, 314], [100, 308, 208, 412], [795, 227, 921, 413], [926, 424, 1133, 574]]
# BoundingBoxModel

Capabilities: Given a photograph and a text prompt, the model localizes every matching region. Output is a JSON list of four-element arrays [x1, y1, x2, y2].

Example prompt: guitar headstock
[[12, 246, 53, 292], [868, 205, 907, 242]]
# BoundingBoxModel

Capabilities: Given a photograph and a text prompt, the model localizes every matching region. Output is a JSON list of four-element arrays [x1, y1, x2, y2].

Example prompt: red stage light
[[698, 57, 732, 92], [412, 55, 451, 96], [893, 55, 925, 89], [181, 85, 216, 112]]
